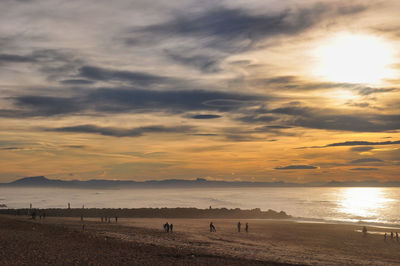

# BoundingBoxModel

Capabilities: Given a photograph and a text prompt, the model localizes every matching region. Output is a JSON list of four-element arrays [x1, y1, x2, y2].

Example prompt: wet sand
[[2, 215, 400, 265]]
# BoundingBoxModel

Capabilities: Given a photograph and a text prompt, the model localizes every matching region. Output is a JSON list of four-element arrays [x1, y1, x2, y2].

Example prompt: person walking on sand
[[245, 222, 249, 233], [237, 221, 241, 232], [115, 216, 118, 223], [362, 226, 367, 237], [170, 223, 173, 232], [391, 232, 394, 240], [210, 222, 216, 232], [396, 232, 399, 242], [164, 222, 170, 232], [384, 232, 387, 241]]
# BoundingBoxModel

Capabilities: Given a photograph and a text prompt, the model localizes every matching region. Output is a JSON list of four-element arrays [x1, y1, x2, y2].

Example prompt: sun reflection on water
[[338, 188, 393, 220]]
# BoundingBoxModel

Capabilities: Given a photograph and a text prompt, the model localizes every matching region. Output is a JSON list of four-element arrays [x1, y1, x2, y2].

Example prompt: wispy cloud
[[275, 165, 318, 170]]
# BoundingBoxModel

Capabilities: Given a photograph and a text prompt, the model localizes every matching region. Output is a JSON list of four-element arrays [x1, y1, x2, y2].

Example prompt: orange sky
[[0, 0, 399, 182]]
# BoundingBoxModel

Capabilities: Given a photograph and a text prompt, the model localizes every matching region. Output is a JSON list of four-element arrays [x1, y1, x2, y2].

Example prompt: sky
[[0, 0, 399, 183]]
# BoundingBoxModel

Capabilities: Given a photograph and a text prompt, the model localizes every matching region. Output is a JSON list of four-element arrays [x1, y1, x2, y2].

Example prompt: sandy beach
[[1, 215, 400, 265]]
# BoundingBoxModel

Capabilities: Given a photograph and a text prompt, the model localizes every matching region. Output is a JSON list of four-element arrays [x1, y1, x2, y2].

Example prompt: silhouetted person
[[210, 222, 216, 232], [108, 217, 111, 223], [43, 212, 46, 219], [82, 224, 85, 231], [31, 211, 36, 220], [362, 226, 367, 237], [101, 216, 104, 222], [396, 232, 399, 242], [170, 223, 173, 232], [391, 232, 394, 240], [237, 221, 241, 232], [164, 222, 170, 232], [115, 216, 118, 223], [384, 232, 387, 241], [245, 223, 249, 233]]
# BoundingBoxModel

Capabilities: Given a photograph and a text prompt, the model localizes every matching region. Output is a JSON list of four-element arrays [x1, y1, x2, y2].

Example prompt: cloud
[[50, 124, 194, 137], [350, 146, 374, 152], [190, 114, 222, 119], [78, 66, 170, 86], [327, 140, 400, 147], [165, 51, 222, 73], [350, 168, 379, 171], [127, 3, 368, 53], [0, 54, 37, 63], [350, 158, 383, 164], [297, 140, 400, 149], [1, 88, 262, 118], [356, 87, 396, 96], [275, 164, 317, 170], [60, 79, 95, 85], [0, 147, 22, 150], [269, 106, 400, 132]]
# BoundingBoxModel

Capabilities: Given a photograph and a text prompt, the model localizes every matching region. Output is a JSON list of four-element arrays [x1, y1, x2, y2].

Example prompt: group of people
[[163, 222, 173, 232], [384, 231, 399, 242], [237, 221, 249, 233], [363, 226, 400, 242], [30, 211, 46, 220], [161, 221, 248, 233], [100, 216, 118, 223]]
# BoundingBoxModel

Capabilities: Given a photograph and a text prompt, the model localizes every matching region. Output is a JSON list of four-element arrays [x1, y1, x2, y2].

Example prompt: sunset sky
[[0, 0, 399, 182]]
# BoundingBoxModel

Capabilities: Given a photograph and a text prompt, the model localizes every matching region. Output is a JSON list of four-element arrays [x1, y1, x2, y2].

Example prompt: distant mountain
[[1, 176, 399, 188]]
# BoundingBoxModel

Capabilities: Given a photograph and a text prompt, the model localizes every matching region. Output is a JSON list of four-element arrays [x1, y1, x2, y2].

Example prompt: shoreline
[[3, 207, 400, 229]]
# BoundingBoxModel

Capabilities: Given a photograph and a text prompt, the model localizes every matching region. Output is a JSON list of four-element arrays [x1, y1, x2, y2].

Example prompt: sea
[[1, 187, 400, 226]]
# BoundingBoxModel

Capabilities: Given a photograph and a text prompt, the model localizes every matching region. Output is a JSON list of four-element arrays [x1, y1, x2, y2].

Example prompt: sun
[[313, 33, 396, 84]]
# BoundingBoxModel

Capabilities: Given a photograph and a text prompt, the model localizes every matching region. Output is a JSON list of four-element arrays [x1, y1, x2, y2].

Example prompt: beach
[[1, 215, 400, 265]]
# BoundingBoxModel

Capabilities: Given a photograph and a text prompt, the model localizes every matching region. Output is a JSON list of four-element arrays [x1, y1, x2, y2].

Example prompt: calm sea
[[1, 187, 399, 226]]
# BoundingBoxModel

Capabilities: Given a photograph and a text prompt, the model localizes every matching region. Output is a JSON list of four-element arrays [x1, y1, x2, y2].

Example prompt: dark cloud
[[50, 124, 194, 137], [128, 3, 367, 52], [63, 145, 86, 149], [350, 146, 374, 152], [0, 54, 37, 63], [14, 96, 83, 116], [345, 101, 370, 108], [261, 76, 297, 84], [165, 51, 221, 73], [350, 168, 379, 171], [237, 115, 277, 123], [1, 88, 262, 117], [0, 147, 22, 150], [356, 87, 396, 96], [253, 77, 355, 91], [350, 158, 383, 164], [275, 164, 317, 170], [79, 66, 170, 86], [298, 140, 400, 149], [190, 114, 222, 119], [327, 140, 400, 147], [87, 88, 260, 114], [60, 79, 95, 85], [269, 106, 400, 132]]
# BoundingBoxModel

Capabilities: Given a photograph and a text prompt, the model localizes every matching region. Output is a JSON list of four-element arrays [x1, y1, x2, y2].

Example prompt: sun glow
[[314, 33, 396, 84], [338, 188, 393, 220]]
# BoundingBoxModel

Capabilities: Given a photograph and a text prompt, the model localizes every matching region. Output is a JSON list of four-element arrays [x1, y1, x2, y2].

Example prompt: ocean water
[[1, 187, 400, 226]]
